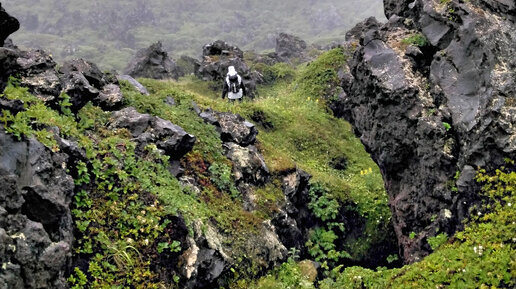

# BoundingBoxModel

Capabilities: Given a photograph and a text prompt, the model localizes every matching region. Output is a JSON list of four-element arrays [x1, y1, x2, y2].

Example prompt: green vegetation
[[427, 233, 448, 251], [442, 122, 452, 131], [2, 35, 515, 289], [1, 47, 392, 287], [175, 49, 391, 262], [316, 165, 516, 289], [295, 47, 349, 100], [401, 33, 429, 47]]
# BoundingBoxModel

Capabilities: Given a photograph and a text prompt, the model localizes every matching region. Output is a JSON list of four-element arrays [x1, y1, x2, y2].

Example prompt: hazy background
[[3, 0, 385, 71]]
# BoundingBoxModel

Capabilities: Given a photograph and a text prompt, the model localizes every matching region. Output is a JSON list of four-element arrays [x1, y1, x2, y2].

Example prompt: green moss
[[295, 47, 348, 100], [401, 33, 429, 47]]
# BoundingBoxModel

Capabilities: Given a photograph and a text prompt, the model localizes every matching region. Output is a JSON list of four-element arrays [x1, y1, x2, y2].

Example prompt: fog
[[3, 0, 385, 70]]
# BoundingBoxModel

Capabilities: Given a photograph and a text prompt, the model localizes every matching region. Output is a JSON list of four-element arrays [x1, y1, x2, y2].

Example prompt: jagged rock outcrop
[[0, 126, 75, 289], [124, 41, 182, 80], [223, 142, 269, 185], [180, 218, 287, 289], [59, 58, 123, 112], [200, 109, 258, 147], [108, 107, 196, 159], [272, 169, 314, 253], [275, 33, 308, 62], [345, 17, 381, 42], [195, 40, 257, 98], [0, 44, 124, 112], [335, 0, 516, 263], [0, 3, 19, 47]]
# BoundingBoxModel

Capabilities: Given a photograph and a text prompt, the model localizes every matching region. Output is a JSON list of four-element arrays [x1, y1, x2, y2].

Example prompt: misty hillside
[[4, 0, 385, 70]]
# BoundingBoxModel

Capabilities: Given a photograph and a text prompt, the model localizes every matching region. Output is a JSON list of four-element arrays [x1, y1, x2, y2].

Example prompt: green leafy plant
[[443, 121, 451, 131], [67, 267, 88, 289], [427, 233, 448, 251], [308, 183, 340, 222], [209, 162, 240, 198], [157, 241, 181, 254], [401, 33, 429, 47]]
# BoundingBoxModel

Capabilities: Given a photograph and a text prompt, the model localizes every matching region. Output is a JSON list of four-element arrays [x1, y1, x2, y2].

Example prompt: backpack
[[228, 74, 240, 93]]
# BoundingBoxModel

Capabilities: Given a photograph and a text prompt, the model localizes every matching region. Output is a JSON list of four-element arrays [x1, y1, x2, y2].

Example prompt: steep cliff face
[[334, 0, 515, 263]]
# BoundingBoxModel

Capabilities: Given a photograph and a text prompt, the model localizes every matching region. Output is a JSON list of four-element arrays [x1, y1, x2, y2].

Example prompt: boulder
[[0, 127, 74, 288], [223, 142, 269, 185], [345, 17, 381, 42], [199, 110, 258, 146], [275, 33, 308, 62], [195, 40, 257, 98], [202, 40, 243, 59], [109, 107, 196, 159], [272, 169, 313, 252], [59, 58, 123, 112], [96, 83, 124, 111], [14, 49, 62, 105], [336, 0, 516, 263], [124, 41, 181, 80], [180, 219, 287, 289], [0, 3, 19, 47]]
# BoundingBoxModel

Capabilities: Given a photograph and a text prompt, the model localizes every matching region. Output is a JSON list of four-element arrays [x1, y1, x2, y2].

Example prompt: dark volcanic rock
[[195, 40, 257, 98], [59, 58, 123, 112], [59, 58, 107, 88], [180, 219, 286, 289], [272, 169, 313, 252], [223, 142, 269, 185], [0, 47, 20, 92], [125, 41, 181, 80], [202, 40, 244, 59], [96, 83, 124, 111], [1, 48, 124, 113], [16, 49, 62, 104], [275, 33, 308, 61], [345, 17, 381, 41], [337, 0, 516, 263], [199, 110, 258, 147], [109, 107, 196, 159], [0, 127, 74, 288], [0, 3, 19, 47]]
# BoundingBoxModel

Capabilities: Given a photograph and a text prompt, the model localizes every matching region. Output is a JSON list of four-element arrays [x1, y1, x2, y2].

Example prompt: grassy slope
[[1, 49, 391, 287]]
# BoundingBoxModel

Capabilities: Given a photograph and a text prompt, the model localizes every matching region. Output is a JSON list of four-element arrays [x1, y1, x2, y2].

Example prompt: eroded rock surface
[[0, 127, 74, 289], [109, 107, 196, 159], [124, 41, 182, 80], [335, 0, 516, 263]]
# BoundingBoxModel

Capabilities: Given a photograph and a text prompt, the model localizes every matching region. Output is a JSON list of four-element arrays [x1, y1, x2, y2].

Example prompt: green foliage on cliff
[[1, 48, 391, 287], [317, 165, 516, 289]]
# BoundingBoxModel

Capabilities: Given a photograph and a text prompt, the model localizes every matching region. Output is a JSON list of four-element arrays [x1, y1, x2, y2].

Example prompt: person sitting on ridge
[[222, 66, 246, 102]]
